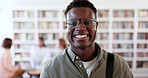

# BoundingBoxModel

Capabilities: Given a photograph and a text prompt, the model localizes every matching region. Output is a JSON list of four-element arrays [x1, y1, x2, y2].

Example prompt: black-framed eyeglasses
[[66, 18, 98, 28]]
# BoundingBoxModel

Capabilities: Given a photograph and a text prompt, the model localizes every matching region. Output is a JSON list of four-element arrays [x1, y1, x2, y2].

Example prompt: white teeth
[[75, 35, 87, 38]]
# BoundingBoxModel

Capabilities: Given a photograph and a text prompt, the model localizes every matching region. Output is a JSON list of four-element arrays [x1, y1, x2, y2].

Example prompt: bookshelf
[[136, 9, 148, 71], [12, 7, 66, 69], [13, 10, 35, 68], [112, 10, 135, 69], [97, 9, 148, 73], [12, 2, 148, 77]]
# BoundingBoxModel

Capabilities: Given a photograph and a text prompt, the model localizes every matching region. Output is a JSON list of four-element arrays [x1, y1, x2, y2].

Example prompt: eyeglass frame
[[65, 18, 98, 28]]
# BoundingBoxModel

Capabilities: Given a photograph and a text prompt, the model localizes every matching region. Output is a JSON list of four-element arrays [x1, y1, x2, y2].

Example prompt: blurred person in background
[[58, 38, 67, 52], [0, 38, 24, 78], [30, 37, 51, 78], [55, 38, 67, 55]]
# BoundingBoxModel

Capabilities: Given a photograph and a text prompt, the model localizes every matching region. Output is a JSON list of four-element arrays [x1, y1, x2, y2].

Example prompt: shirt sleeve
[[40, 61, 51, 78], [123, 60, 134, 78], [40, 48, 51, 71]]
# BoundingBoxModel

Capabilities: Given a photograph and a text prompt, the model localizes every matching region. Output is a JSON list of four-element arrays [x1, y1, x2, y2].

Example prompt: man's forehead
[[66, 7, 95, 19]]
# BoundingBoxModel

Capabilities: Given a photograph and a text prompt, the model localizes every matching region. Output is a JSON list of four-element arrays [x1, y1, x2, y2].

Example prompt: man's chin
[[75, 44, 89, 49]]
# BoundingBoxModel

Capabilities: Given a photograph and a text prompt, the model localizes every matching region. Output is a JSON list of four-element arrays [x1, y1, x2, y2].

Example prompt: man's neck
[[72, 45, 98, 62]]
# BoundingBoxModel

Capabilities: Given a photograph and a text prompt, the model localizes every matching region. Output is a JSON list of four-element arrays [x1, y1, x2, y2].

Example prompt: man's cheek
[[93, 26, 97, 31]]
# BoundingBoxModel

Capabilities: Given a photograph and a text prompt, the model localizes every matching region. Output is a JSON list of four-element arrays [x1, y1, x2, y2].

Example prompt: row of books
[[137, 44, 148, 49], [138, 10, 148, 17], [14, 33, 61, 41], [13, 10, 60, 18], [14, 33, 35, 40], [13, 10, 34, 18], [13, 22, 34, 29], [96, 33, 109, 40], [113, 44, 133, 49], [14, 53, 30, 69], [113, 10, 134, 17], [98, 22, 109, 29], [38, 10, 58, 18], [139, 22, 148, 28], [137, 33, 148, 40], [13, 22, 148, 30], [13, 10, 148, 18], [14, 22, 60, 29], [96, 33, 147, 40], [98, 10, 135, 18], [99, 22, 148, 29], [137, 61, 148, 68], [14, 33, 24, 40], [38, 22, 59, 29], [142, 62, 148, 68], [113, 22, 134, 29], [113, 33, 133, 40], [98, 10, 109, 18], [98, 44, 148, 49], [39, 33, 59, 40], [137, 52, 148, 57], [113, 44, 148, 49]]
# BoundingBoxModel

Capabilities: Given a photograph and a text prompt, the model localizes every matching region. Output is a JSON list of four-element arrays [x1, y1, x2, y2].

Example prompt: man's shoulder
[[101, 48, 126, 62], [44, 52, 68, 68], [113, 53, 126, 62], [109, 52, 130, 70], [101, 49, 128, 67]]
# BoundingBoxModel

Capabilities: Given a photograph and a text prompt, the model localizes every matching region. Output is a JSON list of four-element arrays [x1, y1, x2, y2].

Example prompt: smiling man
[[40, 0, 134, 78]]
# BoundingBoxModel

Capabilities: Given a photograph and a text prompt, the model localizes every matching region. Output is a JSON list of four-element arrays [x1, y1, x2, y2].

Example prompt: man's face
[[66, 7, 98, 49]]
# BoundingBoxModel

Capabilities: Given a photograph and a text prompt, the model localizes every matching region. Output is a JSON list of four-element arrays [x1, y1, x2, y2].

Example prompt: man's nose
[[76, 21, 86, 29]]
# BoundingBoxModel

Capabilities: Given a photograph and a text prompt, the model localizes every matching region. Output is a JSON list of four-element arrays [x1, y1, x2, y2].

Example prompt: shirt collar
[[67, 42, 104, 62], [67, 46, 76, 62]]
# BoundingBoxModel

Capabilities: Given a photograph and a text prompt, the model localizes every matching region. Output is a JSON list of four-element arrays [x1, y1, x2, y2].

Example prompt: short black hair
[[64, 0, 97, 19]]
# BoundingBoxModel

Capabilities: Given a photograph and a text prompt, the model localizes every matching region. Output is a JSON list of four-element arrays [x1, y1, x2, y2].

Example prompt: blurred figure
[[58, 38, 67, 52], [55, 38, 67, 56], [0, 38, 24, 78], [30, 37, 51, 71]]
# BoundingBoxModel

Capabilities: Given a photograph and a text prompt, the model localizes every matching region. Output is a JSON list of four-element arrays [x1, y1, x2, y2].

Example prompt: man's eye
[[83, 19, 94, 26], [83, 21, 94, 26], [68, 21, 77, 26]]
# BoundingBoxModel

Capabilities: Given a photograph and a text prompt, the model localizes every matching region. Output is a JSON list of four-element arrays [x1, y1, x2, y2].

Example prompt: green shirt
[[40, 43, 134, 78]]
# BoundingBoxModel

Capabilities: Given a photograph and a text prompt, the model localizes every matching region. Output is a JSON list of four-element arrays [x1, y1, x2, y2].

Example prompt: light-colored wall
[[0, 0, 13, 44]]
